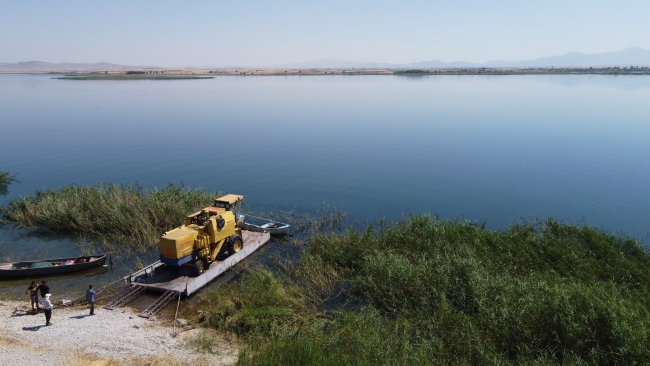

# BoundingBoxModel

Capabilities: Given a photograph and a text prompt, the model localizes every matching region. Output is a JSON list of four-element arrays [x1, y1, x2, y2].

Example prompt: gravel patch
[[0, 300, 237, 365]]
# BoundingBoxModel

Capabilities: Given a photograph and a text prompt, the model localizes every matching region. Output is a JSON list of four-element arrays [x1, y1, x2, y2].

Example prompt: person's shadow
[[69, 315, 90, 319], [22, 325, 43, 331], [11, 309, 38, 317]]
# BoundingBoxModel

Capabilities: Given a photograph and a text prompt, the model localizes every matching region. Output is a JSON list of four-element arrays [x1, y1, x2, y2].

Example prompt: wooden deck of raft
[[127, 230, 270, 296]]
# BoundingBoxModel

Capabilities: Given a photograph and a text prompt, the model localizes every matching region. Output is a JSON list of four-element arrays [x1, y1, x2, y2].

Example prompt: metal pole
[[172, 293, 181, 336]]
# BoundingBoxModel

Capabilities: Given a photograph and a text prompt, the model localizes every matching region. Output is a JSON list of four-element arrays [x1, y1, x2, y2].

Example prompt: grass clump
[[203, 215, 650, 365], [184, 330, 222, 354], [0, 183, 217, 252]]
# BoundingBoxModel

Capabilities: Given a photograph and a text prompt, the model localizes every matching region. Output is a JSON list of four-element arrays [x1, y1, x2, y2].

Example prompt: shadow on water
[[0, 171, 17, 196], [0, 263, 110, 285]]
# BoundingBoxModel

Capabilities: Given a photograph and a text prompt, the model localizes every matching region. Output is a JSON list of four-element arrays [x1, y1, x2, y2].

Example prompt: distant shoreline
[[54, 74, 214, 80], [1, 66, 649, 77]]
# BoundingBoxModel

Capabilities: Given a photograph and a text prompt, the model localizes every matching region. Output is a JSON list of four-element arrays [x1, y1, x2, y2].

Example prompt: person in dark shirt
[[25, 281, 39, 311], [38, 281, 50, 299]]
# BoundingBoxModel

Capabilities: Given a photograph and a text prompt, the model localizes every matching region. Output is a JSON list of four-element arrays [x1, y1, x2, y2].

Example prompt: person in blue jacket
[[86, 285, 101, 315]]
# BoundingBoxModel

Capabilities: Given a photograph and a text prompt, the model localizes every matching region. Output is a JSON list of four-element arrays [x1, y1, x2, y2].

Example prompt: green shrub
[[204, 215, 650, 365]]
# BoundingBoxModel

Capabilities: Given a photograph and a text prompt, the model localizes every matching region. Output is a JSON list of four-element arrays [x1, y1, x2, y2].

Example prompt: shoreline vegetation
[[204, 216, 650, 365], [0, 183, 343, 252], [3, 182, 650, 363], [0, 183, 217, 252], [1, 66, 649, 78]]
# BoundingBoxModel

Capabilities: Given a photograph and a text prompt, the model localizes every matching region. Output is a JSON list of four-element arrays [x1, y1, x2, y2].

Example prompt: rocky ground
[[0, 300, 237, 366]]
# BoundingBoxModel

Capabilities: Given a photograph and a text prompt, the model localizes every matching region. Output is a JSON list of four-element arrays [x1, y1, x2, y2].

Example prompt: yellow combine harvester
[[159, 194, 244, 275]]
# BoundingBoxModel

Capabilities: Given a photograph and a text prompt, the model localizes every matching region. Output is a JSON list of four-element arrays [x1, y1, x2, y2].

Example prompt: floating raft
[[103, 231, 270, 318], [127, 230, 270, 297]]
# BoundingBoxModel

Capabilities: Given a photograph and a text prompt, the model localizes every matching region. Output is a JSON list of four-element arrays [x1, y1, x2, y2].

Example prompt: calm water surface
[[1, 74, 649, 295]]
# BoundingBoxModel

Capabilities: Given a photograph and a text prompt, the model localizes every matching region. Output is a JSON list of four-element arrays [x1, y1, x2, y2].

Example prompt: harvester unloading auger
[[159, 194, 244, 275]]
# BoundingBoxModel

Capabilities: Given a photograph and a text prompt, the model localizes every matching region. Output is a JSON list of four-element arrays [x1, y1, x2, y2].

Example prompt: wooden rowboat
[[258, 222, 291, 236], [238, 215, 291, 236], [0, 254, 109, 279], [239, 222, 291, 236]]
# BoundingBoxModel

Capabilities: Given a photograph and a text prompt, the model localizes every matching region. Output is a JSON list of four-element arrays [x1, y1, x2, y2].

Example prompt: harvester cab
[[160, 194, 245, 275]]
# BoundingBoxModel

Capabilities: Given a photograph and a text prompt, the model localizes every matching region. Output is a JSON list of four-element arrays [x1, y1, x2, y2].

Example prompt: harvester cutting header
[[160, 194, 244, 275]]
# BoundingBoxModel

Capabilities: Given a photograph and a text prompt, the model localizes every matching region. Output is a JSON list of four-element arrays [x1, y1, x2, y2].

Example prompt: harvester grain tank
[[159, 194, 244, 275]]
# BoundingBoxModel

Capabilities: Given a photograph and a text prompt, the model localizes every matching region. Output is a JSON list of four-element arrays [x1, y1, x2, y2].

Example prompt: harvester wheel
[[194, 259, 205, 275], [228, 235, 243, 253]]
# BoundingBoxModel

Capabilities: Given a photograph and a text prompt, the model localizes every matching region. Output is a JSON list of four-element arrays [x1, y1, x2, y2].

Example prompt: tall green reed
[[1, 183, 218, 252], [204, 215, 650, 365]]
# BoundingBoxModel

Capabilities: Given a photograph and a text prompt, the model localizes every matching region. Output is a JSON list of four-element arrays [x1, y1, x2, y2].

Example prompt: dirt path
[[0, 299, 237, 366]]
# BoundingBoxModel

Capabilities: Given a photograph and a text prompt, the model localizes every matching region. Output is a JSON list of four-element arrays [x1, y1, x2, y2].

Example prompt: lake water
[[1, 74, 650, 296]]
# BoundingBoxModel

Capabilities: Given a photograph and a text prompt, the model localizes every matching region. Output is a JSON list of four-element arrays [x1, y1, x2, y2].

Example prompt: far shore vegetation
[[167, 66, 650, 76], [2, 181, 650, 363], [15, 65, 649, 79], [55, 73, 214, 80]]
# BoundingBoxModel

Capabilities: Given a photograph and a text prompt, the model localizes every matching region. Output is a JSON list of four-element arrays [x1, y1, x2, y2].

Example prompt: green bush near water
[[1, 183, 217, 252], [204, 216, 650, 365]]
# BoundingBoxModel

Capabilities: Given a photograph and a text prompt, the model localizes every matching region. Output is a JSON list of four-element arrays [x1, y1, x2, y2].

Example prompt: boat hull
[[0, 254, 108, 279], [239, 223, 291, 236]]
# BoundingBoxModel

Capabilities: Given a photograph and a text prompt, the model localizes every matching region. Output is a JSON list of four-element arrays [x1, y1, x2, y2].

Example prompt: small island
[[55, 71, 214, 80]]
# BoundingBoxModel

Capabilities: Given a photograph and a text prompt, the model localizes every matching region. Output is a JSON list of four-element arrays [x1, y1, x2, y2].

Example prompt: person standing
[[41, 292, 53, 326], [37, 281, 50, 299], [86, 285, 101, 315], [25, 281, 39, 311]]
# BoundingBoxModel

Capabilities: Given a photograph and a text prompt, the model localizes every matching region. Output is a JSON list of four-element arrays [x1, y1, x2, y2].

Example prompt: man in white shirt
[[40, 292, 53, 326]]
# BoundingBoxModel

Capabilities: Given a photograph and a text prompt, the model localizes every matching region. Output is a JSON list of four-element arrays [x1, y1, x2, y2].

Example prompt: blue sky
[[1, 0, 649, 67]]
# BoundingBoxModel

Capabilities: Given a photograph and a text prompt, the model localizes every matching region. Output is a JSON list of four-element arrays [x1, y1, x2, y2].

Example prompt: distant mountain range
[[2, 47, 650, 71], [275, 47, 650, 68]]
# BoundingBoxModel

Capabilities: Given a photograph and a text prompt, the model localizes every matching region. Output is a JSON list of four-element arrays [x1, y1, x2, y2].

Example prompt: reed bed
[[1, 183, 217, 252], [203, 215, 650, 365]]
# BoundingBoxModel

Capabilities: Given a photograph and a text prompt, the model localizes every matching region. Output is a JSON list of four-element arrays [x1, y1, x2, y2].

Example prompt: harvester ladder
[[138, 290, 180, 318], [103, 285, 146, 310]]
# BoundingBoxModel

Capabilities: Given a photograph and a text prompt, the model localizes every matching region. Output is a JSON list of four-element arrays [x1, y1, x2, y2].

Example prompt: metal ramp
[[139, 290, 180, 318], [103, 284, 146, 310]]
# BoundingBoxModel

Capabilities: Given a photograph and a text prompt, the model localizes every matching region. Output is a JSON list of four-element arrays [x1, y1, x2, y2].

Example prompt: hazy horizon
[[2, 1, 650, 68]]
